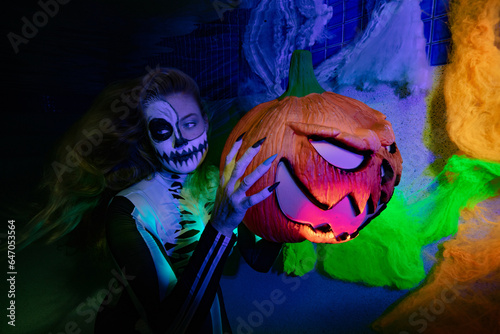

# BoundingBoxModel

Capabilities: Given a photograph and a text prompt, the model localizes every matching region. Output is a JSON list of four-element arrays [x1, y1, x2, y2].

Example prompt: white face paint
[[143, 94, 208, 174]]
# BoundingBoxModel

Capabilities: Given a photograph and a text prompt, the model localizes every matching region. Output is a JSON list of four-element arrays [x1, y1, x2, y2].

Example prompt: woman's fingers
[[241, 181, 280, 210], [234, 153, 277, 195], [226, 137, 266, 193], [214, 134, 280, 232], [222, 133, 245, 187], [225, 133, 245, 166]]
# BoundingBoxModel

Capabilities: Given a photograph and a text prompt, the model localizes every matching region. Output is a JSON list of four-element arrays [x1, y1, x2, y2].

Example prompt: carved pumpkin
[[221, 50, 403, 243]]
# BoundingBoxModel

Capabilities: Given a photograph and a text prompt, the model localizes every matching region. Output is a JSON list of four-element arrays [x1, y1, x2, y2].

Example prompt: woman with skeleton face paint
[[15, 67, 281, 333], [144, 90, 209, 174], [86, 68, 283, 334]]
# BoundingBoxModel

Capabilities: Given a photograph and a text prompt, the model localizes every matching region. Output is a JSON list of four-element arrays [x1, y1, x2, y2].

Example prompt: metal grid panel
[[148, 9, 243, 101], [145, 0, 451, 100], [421, 0, 451, 65], [312, 0, 369, 67], [311, 0, 451, 67]]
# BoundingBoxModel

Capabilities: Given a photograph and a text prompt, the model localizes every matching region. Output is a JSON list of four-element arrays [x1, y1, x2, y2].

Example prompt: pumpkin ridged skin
[[220, 51, 402, 243], [221, 92, 402, 243]]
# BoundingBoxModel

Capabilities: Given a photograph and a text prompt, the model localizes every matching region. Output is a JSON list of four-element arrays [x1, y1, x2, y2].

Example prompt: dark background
[[0, 0, 450, 203]]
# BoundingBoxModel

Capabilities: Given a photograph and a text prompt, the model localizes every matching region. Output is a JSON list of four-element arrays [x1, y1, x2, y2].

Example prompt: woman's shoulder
[[116, 173, 162, 198], [110, 173, 169, 215], [106, 173, 165, 227]]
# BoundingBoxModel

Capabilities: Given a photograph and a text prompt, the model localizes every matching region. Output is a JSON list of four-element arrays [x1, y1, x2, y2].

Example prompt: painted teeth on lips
[[167, 140, 208, 164]]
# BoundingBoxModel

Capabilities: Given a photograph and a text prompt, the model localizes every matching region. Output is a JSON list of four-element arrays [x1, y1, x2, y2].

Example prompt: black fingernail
[[252, 137, 267, 148], [268, 181, 280, 192], [236, 132, 246, 142]]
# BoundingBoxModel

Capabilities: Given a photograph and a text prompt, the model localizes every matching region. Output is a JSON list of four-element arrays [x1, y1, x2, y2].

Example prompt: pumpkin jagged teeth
[[276, 161, 369, 236], [335, 232, 349, 242], [314, 223, 333, 233]]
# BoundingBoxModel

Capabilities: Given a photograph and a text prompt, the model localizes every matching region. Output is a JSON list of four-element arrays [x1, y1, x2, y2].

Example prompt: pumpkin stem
[[278, 50, 325, 100]]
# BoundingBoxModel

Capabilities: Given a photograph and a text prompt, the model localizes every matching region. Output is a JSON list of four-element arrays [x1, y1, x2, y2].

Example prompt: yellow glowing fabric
[[373, 0, 500, 332], [443, 0, 500, 162], [373, 203, 500, 333]]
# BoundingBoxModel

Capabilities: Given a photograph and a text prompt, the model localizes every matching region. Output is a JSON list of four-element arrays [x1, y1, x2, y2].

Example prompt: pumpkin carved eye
[[309, 139, 365, 170]]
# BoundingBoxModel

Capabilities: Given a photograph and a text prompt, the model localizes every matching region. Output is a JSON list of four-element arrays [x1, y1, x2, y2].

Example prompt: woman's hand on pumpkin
[[211, 136, 279, 238]]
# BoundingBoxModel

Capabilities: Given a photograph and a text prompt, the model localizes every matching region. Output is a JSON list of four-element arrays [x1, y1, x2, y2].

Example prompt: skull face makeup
[[144, 93, 208, 174]]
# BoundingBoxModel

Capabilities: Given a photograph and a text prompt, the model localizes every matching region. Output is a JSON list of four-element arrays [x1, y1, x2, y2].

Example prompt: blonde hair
[[18, 67, 215, 253]]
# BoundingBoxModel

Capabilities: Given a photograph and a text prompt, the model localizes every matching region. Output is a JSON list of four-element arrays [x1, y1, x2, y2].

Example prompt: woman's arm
[[105, 137, 279, 333], [106, 196, 236, 334]]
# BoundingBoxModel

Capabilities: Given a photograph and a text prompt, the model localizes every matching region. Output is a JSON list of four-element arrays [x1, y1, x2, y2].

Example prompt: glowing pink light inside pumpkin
[[275, 162, 368, 236]]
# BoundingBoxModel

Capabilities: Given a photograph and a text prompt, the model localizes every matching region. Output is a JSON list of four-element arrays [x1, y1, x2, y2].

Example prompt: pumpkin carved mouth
[[275, 160, 382, 242]]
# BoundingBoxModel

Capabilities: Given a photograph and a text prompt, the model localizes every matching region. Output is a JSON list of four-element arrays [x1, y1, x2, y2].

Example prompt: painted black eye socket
[[149, 118, 173, 142]]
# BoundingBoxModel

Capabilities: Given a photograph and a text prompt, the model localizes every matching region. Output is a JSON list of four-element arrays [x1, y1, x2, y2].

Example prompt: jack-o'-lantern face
[[221, 51, 402, 243]]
